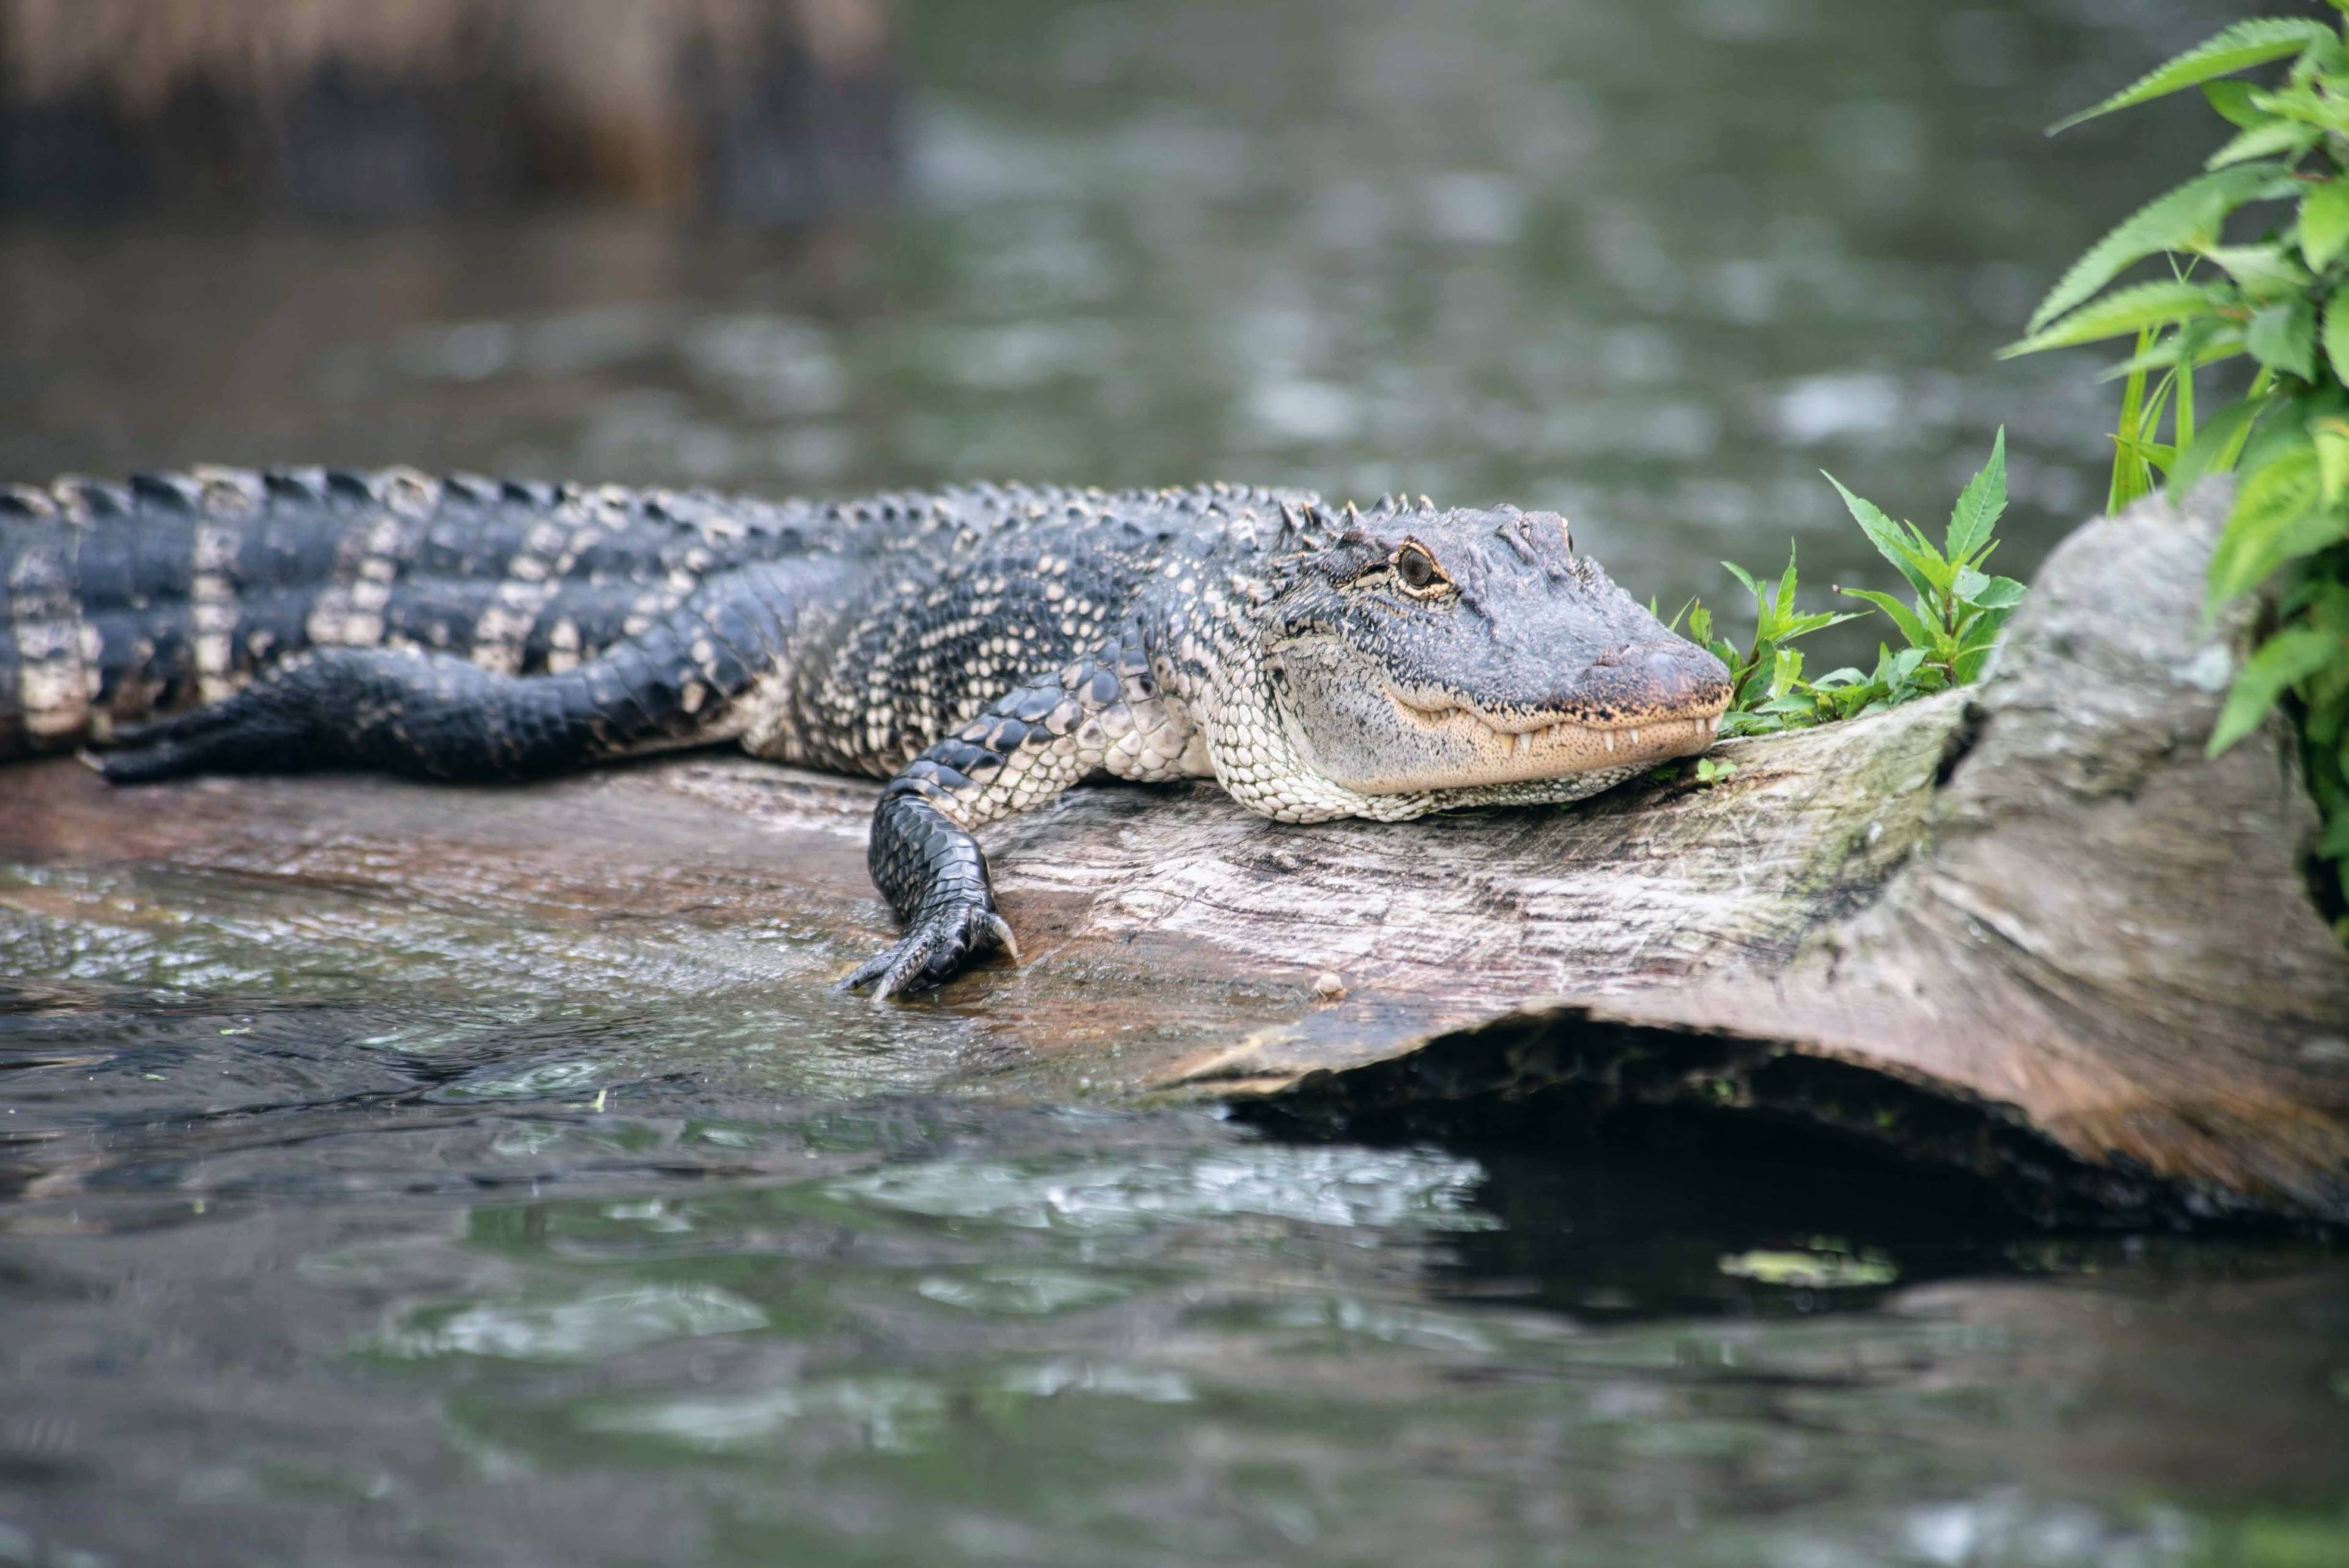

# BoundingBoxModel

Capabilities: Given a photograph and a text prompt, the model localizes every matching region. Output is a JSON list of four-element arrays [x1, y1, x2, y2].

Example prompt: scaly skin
[[1, 467, 1732, 997]]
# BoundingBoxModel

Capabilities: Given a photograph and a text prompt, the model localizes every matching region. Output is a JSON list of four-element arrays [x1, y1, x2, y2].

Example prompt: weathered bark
[[0, 0, 896, 217], [1, 487, 2342, 1218]]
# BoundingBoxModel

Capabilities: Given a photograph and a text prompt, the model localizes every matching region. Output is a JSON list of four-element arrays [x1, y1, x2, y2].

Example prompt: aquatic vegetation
[[2001, 7, 2349, 932]]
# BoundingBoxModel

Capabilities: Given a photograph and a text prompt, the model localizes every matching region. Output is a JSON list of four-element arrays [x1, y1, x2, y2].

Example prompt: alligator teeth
[[1515, 730, 1533, 755], [1603, 731, 1614, 753], [1628, 727, 1640, 746]]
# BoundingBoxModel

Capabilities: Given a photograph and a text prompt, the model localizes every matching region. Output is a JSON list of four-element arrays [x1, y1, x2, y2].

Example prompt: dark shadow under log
[[1, 486, 2342, 1219]]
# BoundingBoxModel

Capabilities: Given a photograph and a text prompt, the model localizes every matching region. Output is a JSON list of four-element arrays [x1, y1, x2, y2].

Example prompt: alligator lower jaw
[[1383, 698, 1726, 787]]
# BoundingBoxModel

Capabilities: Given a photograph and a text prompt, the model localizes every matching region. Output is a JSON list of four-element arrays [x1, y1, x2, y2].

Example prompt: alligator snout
[[1575, 639, 1733, 720]]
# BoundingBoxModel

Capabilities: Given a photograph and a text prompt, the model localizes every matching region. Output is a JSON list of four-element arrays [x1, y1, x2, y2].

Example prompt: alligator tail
[[0, 465, 820, 764]]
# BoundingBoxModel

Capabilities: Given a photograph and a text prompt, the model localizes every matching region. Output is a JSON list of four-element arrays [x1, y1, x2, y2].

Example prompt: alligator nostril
[[1640, 644, 1717, 701]]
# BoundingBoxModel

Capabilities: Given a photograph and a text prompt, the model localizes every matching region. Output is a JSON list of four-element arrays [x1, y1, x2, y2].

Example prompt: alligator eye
[[1393, 542, 1449, 595]]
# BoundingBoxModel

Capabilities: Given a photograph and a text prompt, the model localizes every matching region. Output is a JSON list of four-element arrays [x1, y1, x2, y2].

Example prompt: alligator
[[0, 467, 1733, 996]]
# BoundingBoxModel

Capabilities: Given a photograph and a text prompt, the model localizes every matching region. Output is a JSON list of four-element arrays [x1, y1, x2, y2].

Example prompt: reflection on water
[[2, 987, 2345, 1567], [4, 1, 2347, 1563]]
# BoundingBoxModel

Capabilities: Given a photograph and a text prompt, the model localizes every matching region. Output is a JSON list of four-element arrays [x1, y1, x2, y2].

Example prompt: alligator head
[[1257, 500, 1732, 799]]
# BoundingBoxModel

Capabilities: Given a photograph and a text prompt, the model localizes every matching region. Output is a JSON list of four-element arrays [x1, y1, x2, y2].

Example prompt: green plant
[[1999, 6, 2349, 931], [1664, 433, 2022, 742]]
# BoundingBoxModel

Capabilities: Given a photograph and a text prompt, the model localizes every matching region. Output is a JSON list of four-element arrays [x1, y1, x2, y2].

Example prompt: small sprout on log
[[1694, 758, 1739, 786], [1677, 432, 2022, 741]]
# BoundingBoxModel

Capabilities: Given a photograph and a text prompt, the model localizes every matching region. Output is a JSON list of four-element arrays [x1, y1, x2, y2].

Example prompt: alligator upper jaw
[[1386, 691, 1727, 783]]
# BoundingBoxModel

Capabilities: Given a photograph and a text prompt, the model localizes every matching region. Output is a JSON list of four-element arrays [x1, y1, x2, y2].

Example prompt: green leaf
[[2049, 19, 2337, 133], [1953, 607, 2013, 678], [1839, 587, 1935, 651], [1970, 577, 2028, 610], [2251, 84, 2349, 135], [2207, 626, 2343, 754], [1768, 646, 1804, 698], [2024, 165, 2285, 332], [2326, 282, 2349, 385], [2315, 416, 2349, 505], [1951, 564, 1991, 603], [2168, 396, 2266, 494], [1945, 427, 2007, 561], [2203, 80, 2271, 128], [2200, 242, 2313, 300], [2208, 444, 2342, 607], [2097, 324, 2248, 380], [1778, 611, 1862, 639], [2304, 180, 2349, 270], [1824, 475, 1938, 599], [1720, 560, 1761, 601], [2246, 295, 2318, 378], [2208, 117, 2322, 167], [2003, 280, 2238, 358]]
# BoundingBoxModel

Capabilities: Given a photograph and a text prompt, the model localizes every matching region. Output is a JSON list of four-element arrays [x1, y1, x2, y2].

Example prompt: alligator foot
[[837, 895, 1020, 1002]]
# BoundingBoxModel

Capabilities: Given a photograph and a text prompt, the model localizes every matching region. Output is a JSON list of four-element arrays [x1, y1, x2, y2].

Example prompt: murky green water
[[4, 1, 2347, 1564]]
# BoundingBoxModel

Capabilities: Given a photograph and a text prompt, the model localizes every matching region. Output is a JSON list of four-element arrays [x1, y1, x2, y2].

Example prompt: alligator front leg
[[841, 630, 1187, 1000]]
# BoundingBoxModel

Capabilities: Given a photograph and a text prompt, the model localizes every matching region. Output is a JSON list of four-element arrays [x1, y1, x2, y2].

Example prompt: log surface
[[3, 487, 2343, 1218]]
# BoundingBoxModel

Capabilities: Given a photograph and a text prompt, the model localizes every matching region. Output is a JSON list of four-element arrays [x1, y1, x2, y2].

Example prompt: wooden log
[[0, 0, 896, 216], [2, 485, 2342, 1219]]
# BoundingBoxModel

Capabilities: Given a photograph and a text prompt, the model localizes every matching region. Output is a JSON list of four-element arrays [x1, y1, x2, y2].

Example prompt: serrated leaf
[[2208, 444, 2343, 606], [1970, 577, 2028, 610], [2203, 80, 2273, 127], [2250, 84, 2349, 133], [1839, 587, 1935, 651], [2208, 117, 2321, 167], [2246, 295, 2318, 377], [1951, 564, 1991, 603], [2326, 282, 2349, 385], [2097, 324, 2249, 380], [2024, 165, 2286, 332], [2003, 280, 2238, 357], [2049, 18, 2337, 133], [1779, 611, 1865, 640], [2207, 626, 2342, 753], [1945, 427, 2007, 561], [2304, 181, 2349, 270], [2316, 416, 2349, 504], [2200, 242, 2312, 300], [1824, 475, 1938, 598]]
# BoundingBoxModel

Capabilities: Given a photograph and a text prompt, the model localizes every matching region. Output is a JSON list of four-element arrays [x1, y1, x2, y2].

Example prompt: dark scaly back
[[0, 465, 828, 760], [784, 479, 1314, 775]]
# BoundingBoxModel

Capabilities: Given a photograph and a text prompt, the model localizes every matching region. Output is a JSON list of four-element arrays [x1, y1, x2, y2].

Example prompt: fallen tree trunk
[[2, 486, 2343, 1218]]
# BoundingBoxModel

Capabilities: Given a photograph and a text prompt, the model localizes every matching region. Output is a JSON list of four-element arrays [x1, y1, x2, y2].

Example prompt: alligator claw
[[839, 903, 1018, 1001]]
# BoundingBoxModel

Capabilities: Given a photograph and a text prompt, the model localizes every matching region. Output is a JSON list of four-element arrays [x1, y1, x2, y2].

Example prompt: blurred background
[[0, 0, 2266, 619]]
